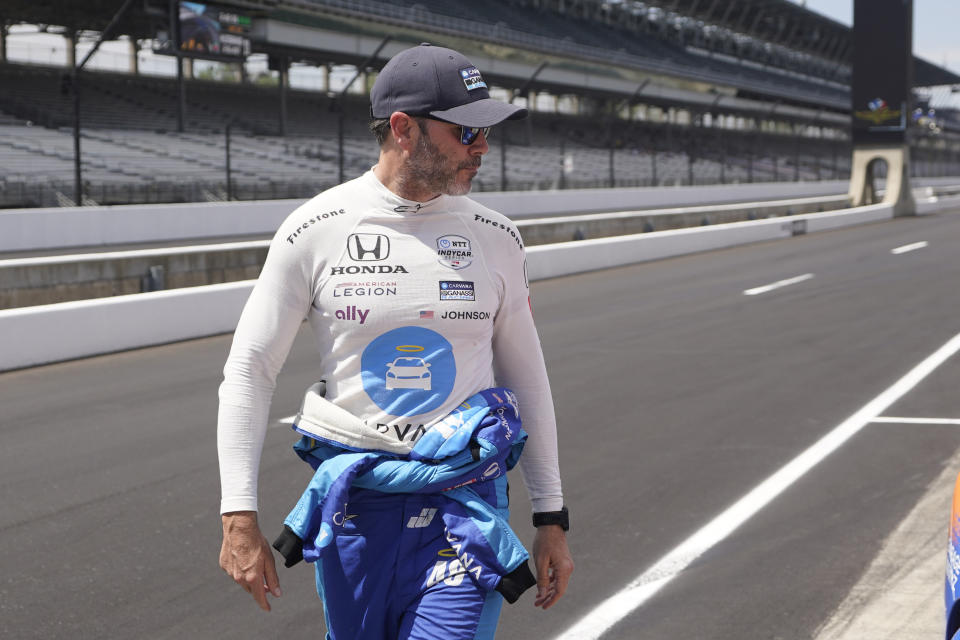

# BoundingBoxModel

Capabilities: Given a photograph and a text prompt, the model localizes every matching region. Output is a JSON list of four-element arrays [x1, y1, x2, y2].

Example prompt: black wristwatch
[[532, 506, 569, 531]]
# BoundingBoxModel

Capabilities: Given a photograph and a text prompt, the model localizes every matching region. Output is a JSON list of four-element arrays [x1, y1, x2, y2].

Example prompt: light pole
[[70, 0, 137, 206]]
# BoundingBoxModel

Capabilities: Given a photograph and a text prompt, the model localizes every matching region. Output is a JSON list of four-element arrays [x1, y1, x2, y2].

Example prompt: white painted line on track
[[870, 416, 960, 425], [553, 330, 960, 640], [891, 241, 928, 255], [743, 273, 814, 296]]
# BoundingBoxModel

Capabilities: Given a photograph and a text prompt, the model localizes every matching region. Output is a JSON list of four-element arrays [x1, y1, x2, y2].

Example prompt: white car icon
[[385, 356, 432, 390]]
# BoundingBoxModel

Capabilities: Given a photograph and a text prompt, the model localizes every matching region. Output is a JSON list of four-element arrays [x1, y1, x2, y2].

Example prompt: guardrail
[[526, 202, 895, 280], [0, 180, 853, 253], [5, 178, 958, 256], [0, 192, 848, 308], [0, 240, 269, 308], [5, 194, 959, 372]]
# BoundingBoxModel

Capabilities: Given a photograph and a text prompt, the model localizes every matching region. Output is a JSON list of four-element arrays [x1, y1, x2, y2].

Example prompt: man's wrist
[[222, 510, 259, 531], [532, 506, 569, 531]]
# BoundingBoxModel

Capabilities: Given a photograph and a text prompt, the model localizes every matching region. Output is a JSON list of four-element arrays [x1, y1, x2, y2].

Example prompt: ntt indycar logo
[[436, 234, 473, 270]]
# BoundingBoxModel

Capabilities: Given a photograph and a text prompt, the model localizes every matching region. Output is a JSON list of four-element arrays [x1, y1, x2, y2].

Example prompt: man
[[218, 43, 573, 638]]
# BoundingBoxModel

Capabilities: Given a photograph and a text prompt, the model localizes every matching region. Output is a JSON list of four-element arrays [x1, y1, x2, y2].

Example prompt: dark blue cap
[[371, 44, 528, 127]]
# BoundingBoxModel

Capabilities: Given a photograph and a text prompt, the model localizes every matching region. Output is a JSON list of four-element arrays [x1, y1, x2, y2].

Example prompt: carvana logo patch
[[460, 66, 487, 91], [361, 327, 456, 417]]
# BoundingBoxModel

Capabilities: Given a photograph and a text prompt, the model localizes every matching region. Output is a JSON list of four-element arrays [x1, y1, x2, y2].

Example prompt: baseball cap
[[370, 43, 528, 128]]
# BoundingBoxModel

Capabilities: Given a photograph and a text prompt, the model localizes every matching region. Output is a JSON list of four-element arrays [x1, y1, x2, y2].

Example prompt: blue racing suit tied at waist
[[272, 387, 537, 604]]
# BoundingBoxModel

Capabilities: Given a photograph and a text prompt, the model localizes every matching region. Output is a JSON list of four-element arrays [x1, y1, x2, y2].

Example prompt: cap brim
[[430, 99, 528, 128]]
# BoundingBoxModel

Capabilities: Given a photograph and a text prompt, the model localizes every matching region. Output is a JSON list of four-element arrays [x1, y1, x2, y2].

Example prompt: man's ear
[[389, 112, 418, 151]]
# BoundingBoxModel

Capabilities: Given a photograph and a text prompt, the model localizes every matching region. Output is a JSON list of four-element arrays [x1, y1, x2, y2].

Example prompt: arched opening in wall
[[862, 157, 889, 204]]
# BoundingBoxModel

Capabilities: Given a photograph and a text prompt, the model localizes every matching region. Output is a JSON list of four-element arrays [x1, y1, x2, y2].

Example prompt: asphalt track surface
[[2, 208, 960, 639]]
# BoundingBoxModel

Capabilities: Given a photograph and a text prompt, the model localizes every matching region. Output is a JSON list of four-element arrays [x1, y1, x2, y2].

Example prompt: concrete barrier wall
[[0, 199, 297, 254], [803, 203, 896, 233], [476, 181, 850, 218], [916, 193, 960, 215], [526, 203, 893, 280], [1, 281, 255, 371], [5, 178, 956, 255], [0, 194, 849, 309], [517, 194, 848, 245], [0, 200, 917, 371], [0, 241, 268, 308], [0, 181, 851, 253]]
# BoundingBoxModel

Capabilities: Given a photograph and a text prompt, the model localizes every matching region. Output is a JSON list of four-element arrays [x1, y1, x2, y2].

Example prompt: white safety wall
[[3, 200, 935, 372], [0, 181, 852, 253]]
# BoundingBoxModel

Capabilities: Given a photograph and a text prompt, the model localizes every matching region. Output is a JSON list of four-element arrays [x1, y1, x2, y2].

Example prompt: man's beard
[[400, 131, 480, 197]]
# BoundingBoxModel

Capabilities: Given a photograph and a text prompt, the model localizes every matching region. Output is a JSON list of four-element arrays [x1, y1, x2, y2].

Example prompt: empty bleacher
[[334, 0, 849, 110], [0, 58, 875, 209]]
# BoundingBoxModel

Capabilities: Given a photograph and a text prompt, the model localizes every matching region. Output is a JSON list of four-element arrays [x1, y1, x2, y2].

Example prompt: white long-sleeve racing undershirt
[[217, 170, 563, 515]]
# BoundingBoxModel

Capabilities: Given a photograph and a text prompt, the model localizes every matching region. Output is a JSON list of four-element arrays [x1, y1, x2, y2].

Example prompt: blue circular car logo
[[361, 327, 455, 417]]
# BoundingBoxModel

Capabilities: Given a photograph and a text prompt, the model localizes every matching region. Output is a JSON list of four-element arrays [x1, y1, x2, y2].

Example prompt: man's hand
[[219, 511, 282, 612], [532, 525, 574, 609]]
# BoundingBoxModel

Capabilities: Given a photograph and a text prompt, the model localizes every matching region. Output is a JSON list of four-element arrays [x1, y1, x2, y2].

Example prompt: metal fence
[[5, 127, 960, 209]]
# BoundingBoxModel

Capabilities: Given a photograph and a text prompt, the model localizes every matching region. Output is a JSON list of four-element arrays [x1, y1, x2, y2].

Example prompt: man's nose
[[470, 131, 490, 155]]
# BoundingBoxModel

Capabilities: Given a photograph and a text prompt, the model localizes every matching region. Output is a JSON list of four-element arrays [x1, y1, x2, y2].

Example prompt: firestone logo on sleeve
[[286, 209, 347, 245], [439, 281, 475, 301], [436, 235, 473, 270], [472, 214, 523, 250]]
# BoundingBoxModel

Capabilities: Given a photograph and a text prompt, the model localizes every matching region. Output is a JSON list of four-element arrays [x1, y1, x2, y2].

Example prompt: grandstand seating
[[0, 8, 946, 211], [3, 0, 959, 209], [0, 65, 862, 207], [0, 89, 857, 210], [322, 0, 849, 110]]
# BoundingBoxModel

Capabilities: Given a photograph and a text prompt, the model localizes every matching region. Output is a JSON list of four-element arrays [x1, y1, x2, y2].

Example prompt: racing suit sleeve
[[217, 224, 316, 514], [491, 255, 564, 514]]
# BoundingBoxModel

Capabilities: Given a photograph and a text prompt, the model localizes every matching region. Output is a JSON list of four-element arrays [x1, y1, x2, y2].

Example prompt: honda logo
[[348, 233, 390, 261]]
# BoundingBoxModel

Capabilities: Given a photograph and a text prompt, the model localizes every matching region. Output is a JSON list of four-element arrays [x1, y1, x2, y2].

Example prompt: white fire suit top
[[217, 170, 562, 515]]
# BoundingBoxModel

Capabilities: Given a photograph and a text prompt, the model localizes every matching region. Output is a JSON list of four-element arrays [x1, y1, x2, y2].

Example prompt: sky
[[794, 0, 960, 75]]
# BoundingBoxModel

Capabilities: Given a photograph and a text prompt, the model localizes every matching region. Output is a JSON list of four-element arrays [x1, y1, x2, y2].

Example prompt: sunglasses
[[412, 115, 491, 145], [457, 125, 492, 145]]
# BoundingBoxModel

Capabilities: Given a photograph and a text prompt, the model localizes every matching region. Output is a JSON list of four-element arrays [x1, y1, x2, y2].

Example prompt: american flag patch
[[419, 310, 434, 319]]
